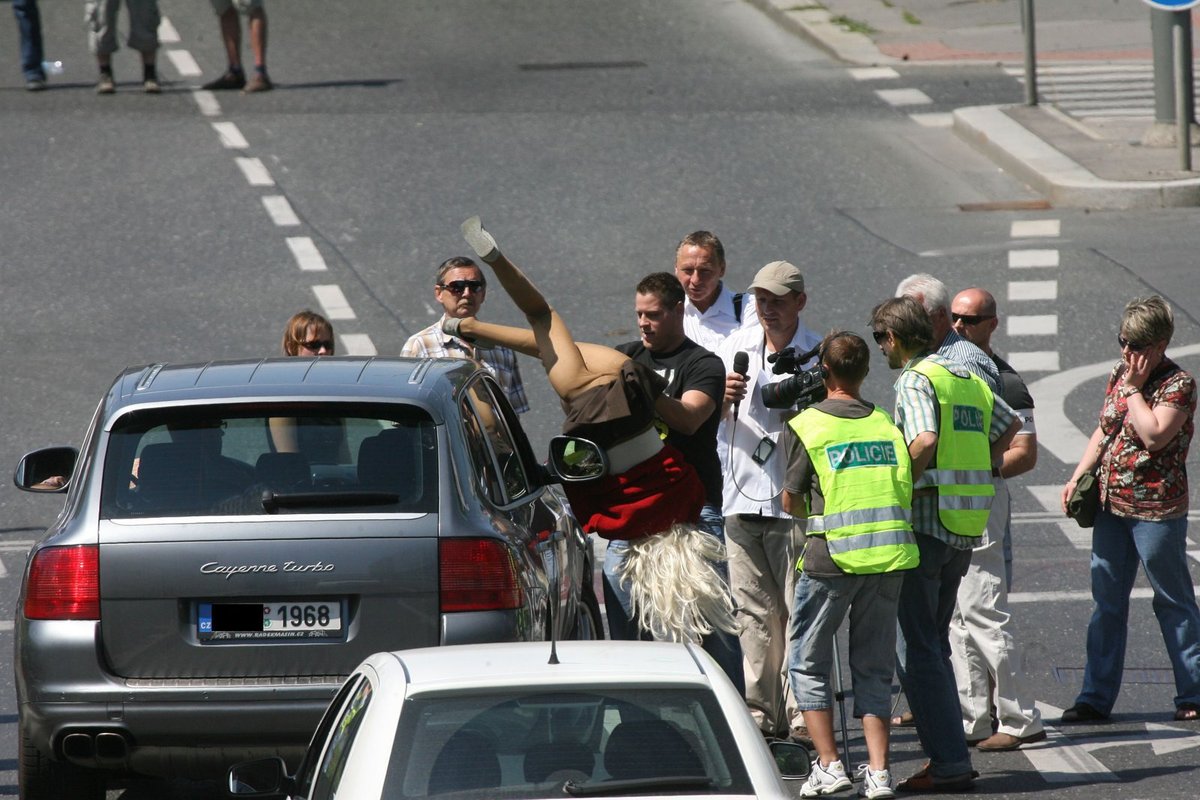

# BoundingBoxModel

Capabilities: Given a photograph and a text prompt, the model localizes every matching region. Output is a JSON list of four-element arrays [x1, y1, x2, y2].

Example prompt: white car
[[228, 640, 810, 799]]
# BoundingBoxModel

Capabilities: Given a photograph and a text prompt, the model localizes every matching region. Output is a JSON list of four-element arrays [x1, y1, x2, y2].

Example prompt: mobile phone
[[751, 436, 776, 466]]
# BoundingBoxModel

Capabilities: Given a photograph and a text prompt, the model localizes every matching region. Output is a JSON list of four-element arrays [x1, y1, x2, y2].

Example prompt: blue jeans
[[12, 0, 44, 80], [788, 570, 903, 718], [603, 504, 745, 694], [896, 534, 973, 778], [1076, 509, 1200, 714]]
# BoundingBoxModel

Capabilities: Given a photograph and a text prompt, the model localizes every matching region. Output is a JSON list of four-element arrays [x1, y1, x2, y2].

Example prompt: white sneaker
[[856, 764, 895, 799], [800, 758, 852, 797]]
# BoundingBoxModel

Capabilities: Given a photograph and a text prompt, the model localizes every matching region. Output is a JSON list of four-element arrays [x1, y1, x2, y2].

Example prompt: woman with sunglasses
[[272, 310, 346, 462], [281, 309, 334, 356], [446, 217, 739, 645], [1060, 296, 1200, 723]]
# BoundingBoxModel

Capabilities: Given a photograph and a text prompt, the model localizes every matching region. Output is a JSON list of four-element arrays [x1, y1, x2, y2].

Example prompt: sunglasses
[[951, 312, 995, 326], [438, 280, 486, 295], [1117, 335, 1151, 352], [299, 340, 333, 351], [871, 330, 888, 344]]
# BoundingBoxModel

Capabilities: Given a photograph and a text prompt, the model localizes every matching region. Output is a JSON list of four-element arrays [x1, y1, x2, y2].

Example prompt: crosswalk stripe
[[1004, 64, 1153, 75]]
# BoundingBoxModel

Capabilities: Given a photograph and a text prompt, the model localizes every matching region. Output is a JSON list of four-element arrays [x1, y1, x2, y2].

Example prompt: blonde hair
[[1121, 295, 1174, 346]]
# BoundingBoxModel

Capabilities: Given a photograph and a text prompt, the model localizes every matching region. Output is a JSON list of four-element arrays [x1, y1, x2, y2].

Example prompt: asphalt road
[[2, 1, 1200, 798]]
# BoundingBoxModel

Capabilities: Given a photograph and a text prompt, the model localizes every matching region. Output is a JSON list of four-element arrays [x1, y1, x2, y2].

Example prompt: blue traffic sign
[[1142, 0, 1200, 9]]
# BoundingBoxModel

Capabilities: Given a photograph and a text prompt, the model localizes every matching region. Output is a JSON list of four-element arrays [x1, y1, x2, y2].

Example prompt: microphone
[[732, 351, 749, 420]]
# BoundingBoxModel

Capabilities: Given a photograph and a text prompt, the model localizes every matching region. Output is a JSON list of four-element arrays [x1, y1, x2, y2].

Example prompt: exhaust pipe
[[60, 729, 130, 766]]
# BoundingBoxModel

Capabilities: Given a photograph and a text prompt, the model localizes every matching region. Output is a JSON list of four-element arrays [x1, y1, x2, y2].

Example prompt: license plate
[[198, 601, 344, 642]]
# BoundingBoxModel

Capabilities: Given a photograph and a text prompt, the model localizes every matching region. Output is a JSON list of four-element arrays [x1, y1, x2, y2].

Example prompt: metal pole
[[1174, 19, 1193, 171], [830, 635, 852, 775], [1021, 0, 1037, 106], [1153, 10, 1177, 124]]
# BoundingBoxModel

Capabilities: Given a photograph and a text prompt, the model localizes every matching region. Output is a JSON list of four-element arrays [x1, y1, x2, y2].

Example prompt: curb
[[745, 0, 899, 66], [953, 105, 1200, 209]]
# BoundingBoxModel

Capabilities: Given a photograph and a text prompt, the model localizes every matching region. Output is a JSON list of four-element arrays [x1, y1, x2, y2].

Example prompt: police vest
[[788, 406, 918, 575], [908, 358, 995, 537]]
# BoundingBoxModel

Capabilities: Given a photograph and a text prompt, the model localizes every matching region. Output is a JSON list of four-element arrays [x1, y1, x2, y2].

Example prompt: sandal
[[1175, 703, 1200, 721]]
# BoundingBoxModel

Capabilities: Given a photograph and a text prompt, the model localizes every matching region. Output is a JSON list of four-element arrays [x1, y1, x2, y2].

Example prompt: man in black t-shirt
[[608, 272, 744, 692]]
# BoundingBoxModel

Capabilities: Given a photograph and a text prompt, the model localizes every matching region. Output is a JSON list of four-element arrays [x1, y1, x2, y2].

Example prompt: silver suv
[[13, 357, 602, 799]]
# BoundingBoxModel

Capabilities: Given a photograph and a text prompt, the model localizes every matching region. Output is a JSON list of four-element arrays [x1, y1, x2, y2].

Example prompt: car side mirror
[[14, 446, 78, 493], [769, 740, 812, 780], [545, 436, 608, 483], [228, 756, 291, 796]]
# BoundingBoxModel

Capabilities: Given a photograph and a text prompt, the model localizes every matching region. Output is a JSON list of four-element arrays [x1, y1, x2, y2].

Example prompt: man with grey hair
[[896, 274, 999, 392], [718, 260, 820, 743]]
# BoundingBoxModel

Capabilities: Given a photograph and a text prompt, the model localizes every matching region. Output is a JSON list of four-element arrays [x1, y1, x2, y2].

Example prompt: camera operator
[[717, 260, 821, 742], [782, 331, 918, 798]]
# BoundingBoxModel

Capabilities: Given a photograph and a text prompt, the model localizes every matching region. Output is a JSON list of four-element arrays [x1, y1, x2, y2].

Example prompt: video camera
[[760, 343, 827, 410]]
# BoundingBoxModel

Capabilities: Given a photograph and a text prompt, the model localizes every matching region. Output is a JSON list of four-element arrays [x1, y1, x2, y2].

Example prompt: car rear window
[[383, 687, 754, 797], [100, 403, 437, 518]]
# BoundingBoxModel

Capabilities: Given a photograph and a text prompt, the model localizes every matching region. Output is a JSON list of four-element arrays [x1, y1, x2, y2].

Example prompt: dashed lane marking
[[1011, 219, 1061, 238], [0, 540, 35, 551], [1007, 314, 1058, 336], [909, 112, 953, 128], [158, 16, 180, 44], [165, 49, 202, 78], [1009, 249, 1059, 268], [286, 237, 328, 271], [312, 285, 357, 320], [1009, 280, 1058, 301], [262, 195, 300, 226], [192, 89, 220, 117], [339, 334, 378, 356], [1006, 351, 1060, 372], [235, 157, 274, 187], [211, 121, 249, 150], [850, 67, 899, 80], [875, 88, 933, 106], [0, 621, 12, 633]]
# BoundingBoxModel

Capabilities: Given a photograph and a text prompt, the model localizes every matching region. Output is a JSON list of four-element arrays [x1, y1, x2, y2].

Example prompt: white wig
[[616, 524, 741, 643]]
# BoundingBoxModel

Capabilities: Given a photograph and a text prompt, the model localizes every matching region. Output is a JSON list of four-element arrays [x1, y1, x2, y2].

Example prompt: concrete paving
[[750, 0, 1200, 208]]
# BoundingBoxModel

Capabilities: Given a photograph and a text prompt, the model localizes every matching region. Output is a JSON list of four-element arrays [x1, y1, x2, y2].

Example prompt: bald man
[[946, 287, 1044, 752]]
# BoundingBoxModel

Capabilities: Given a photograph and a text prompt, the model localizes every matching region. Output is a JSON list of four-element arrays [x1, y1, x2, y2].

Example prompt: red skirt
[[563, 444, 705, 541]]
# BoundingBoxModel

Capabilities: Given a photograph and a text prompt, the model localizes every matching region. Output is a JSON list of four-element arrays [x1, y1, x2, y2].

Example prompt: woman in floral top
[[1059, 296, 1200, 723]]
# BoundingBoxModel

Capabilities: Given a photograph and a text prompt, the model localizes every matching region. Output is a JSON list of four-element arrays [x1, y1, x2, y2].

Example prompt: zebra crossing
[[1005, 63, 1197, 121]]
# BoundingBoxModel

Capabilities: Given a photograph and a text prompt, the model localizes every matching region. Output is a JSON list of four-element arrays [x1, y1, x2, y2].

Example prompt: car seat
[[603, 719, 704, 781]]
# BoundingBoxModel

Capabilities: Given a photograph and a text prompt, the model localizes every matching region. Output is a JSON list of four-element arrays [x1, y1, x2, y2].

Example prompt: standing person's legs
[[1131, 515, 1200, 710], [218, 6, 241, 67], [602, 540, 645, 641], [124, 0, 159, 55], [726, 514, 788, 737], [697, 504, 744, 694], [86, 0, 121, 58], [1076, 509, 1140, 715], [763, 515, 802, 732], [248, 6, 266, 68], [12, 0, 45, 82], [788, 572, 851, 778], [896, 535, 973, 781]]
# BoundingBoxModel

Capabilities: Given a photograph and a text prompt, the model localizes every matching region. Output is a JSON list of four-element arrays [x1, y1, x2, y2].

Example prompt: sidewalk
[[750, 0, 1200, 208]]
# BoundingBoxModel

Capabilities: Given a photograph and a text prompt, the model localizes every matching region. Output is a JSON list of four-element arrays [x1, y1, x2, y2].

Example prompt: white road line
[[235, 157, 275, 187], [1013, 587, 1200, 603], [192, 89, 221, 117], [1047, 86, 1156, 97], [1027, 343, 1200, 463], [1009, 280, 1058, 301], [1189, 550, 1200, 564], [1024, 484, 1063, 513], [158, 16, 181, 44], [875, 88, 933, 106], [850, 67, 900, 81], [286, 237, 328, 271], [1009, 249, 1059, 268], [1005, 65, 1153, 75], [0, 540, 35, 551], [0, 621, 12, 633], [212, 121, 249, 150], [165, 49, 202, 78], [1071, 109, 1155, 119], [339, 334, 378, 356], [1006, 351, 1060, 372], [1011, 219, 1061, 238], [312, 285, 357, 320], [909, 112, 953, 128], [1007, 314, 1058, 336], [262, 195, 300, 226], [0, 557, 6, 578], [1025, 703, 1119, 783]]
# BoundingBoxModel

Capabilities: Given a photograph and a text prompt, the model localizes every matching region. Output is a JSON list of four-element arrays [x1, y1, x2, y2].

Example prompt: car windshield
[[382, 687, 753, 798], [100, 403, 437, 518]]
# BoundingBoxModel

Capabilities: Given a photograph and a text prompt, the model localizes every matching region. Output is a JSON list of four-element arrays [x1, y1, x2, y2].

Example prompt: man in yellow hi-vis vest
[[869, 297, 1020, 793], [783, 332, 919, 799]]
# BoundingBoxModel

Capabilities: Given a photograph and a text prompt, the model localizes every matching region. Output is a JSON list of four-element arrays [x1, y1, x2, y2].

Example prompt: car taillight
[[439, 538, 523, 612], [24, 545, 100, 620]]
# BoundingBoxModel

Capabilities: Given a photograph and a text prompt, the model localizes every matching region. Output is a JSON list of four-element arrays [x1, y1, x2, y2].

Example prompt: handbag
[[1066, 394, 1129, 528]]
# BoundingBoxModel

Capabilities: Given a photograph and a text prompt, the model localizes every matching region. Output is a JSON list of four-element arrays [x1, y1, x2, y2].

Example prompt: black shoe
[[1060, 702, 1109, 724], [202, 70, 245, 91]]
